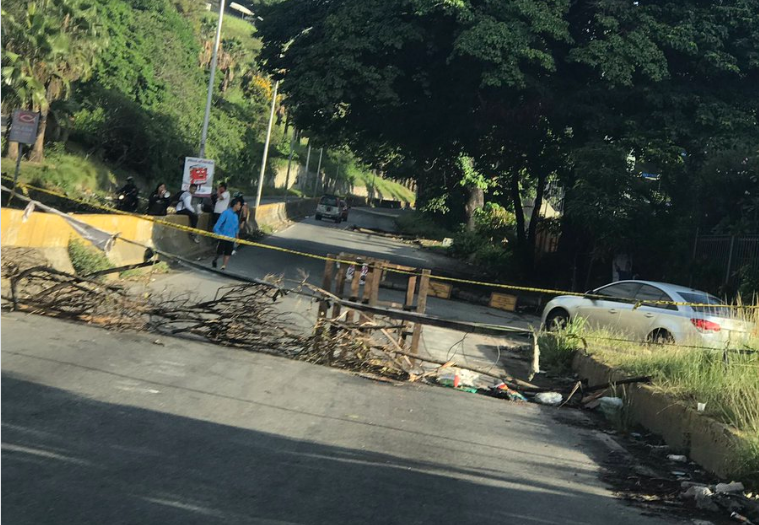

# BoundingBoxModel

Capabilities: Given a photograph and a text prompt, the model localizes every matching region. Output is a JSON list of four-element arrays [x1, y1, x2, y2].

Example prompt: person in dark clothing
[[116, 176, 140, 212], [146, 183, 171, 216]]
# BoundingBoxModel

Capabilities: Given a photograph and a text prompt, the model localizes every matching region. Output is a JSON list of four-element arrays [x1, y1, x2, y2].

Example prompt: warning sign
[[182, 157, 215, 196], [9, 110, 40, 144]]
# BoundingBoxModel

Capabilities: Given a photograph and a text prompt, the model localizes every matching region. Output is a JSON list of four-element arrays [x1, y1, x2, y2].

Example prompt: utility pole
[[313, 147, 323, 197], [254, 80, 279, 210], [333, 160, 340, 193], [303, 142, 311, 197], [283, 127, 297, 204], [198, 0, 226, 158]]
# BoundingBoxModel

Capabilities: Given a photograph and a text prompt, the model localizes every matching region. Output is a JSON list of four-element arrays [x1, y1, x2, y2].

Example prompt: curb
[[572, 353, 743, 478]]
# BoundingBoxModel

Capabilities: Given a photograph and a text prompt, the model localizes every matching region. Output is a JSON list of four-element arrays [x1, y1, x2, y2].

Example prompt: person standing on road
[[176, 183, 201, 243], [146, 183, 171, 216], [212, 198, 243, 270], [212, 182, 230, 229]]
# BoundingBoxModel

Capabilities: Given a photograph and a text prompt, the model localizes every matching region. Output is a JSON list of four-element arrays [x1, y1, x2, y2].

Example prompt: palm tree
[[1, 0, 104, 161], [218, 38, 249, 93]]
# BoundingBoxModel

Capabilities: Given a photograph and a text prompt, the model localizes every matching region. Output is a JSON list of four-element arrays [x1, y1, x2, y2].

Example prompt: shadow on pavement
[[3, 374, 640, 525]]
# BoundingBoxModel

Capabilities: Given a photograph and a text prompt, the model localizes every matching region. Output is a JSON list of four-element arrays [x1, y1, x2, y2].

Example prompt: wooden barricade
[[317, 252, 431, 356]]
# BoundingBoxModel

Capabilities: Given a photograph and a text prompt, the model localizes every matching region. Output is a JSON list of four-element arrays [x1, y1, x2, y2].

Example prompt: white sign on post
[[182, 157, 215, 196]]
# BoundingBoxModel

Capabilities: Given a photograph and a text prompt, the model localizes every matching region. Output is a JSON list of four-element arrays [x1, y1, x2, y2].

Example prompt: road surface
[[1, 313, 674, 525], [156, 207, 539, 376]]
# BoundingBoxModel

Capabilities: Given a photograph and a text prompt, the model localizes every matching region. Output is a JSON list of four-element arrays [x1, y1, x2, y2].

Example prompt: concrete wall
[[1, 196, 318, 271], [253, 198, 318, 230]]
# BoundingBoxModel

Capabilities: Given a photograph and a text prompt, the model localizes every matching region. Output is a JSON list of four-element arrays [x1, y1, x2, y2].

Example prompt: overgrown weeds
[[543, 322, 759, 479], [68, 239, 112, 276]]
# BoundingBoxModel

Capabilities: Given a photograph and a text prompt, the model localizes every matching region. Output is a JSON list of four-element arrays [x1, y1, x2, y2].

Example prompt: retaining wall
[[253, 198, 318, 231], [2, 198, 320, 270], [572, 353, 743, 478]]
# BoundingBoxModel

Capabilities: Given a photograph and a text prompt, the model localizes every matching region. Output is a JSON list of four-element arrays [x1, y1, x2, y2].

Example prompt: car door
[[620, 284, 676, 340], [575, 282, 641, 334]]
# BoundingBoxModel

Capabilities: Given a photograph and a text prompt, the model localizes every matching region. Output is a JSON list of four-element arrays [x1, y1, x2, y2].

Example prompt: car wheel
[[647, 329, 675, 345], [315, 214, 322, 221], [545, 309, 569, 331]]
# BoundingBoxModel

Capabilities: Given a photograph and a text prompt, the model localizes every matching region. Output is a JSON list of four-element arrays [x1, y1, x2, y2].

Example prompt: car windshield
[[679, 292, 729, 315], [320, 196, 338, 206]]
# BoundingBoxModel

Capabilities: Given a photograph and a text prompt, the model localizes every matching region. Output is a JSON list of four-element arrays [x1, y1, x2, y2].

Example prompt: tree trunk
[[29, 109, 48, 163], [464, 185, 484, 232], [511, 171, 526, 247], [527, 169, 548, 251]]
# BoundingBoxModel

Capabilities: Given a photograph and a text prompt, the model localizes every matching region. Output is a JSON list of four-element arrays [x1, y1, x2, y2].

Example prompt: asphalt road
[[1, 313, 674, 525], [156, 207, 539, 374]]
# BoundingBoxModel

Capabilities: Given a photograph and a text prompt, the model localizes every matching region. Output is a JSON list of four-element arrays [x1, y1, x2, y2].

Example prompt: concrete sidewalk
[[2, 313, 674, 525]]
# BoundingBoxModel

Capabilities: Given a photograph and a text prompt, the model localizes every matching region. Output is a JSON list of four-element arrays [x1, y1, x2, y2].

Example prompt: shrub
[[68, 239, 112, 276]]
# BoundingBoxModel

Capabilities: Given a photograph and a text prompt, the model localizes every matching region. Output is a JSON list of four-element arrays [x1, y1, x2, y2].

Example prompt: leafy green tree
[[1, 0, 105, 161]]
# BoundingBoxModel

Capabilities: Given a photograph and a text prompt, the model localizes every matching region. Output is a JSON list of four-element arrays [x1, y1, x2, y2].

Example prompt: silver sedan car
[[541, 280, 753, 346]]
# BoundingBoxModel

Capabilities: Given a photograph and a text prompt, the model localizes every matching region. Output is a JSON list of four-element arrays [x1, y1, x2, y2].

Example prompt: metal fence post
[[725, 235, 736, 285]]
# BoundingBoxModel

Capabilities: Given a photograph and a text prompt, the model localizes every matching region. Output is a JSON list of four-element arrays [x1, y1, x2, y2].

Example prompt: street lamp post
[[283, 127, 297, 204], [303, 142, 312, 197], [198, 0, 226, 158], [313, 148, 323, 197], [254, 79, 279, 210]]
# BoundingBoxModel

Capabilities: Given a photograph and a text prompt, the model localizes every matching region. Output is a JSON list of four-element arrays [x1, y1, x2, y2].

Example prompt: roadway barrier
[[1, 177, 752, 311], [253, 198, 318, 231]]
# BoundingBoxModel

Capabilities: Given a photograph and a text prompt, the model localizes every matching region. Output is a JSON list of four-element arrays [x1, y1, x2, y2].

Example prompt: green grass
[[395, 211, 453, 240], [204, 12, 262, 54], [68, 239, 112, 276], [1, 144, 136, 196], [541, 321, 759, 479]]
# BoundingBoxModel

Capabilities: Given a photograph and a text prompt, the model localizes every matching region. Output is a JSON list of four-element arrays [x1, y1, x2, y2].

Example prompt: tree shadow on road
[[1, 374, 661, 525]]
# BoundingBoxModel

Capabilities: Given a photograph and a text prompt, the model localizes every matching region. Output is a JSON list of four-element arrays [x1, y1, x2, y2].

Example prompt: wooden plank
[[347, 263, 362, 323], [489, 292, 518, 312], [329, 298, 531, 337], [410, 269, 431, 357], [427, 280, 452, 300], [317, 255, 335, 325], [331, 262, 348, 319]]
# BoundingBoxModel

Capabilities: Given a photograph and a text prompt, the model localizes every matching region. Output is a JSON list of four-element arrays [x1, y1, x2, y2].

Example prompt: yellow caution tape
[[3, 175, 754, 310]]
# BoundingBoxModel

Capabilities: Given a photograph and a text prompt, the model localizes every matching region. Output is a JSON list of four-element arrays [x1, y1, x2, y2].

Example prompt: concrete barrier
[[1, 208, 212, 269], [572, 353, 743, 478], [253, 198, 318, 230]]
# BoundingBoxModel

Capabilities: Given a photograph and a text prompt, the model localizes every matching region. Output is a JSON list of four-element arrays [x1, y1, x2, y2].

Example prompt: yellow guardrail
[[2, 175, 753, 310]]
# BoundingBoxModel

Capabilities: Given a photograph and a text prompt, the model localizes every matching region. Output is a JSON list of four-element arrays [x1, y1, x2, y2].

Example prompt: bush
[[395, 211, 451, 240], [474, 202, 516, 241], [68, 239, 112, 276]]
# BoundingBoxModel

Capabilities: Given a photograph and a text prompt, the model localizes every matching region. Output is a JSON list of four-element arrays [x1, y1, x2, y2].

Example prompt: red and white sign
[[9, 110, 40, 144], [182, 157, 215, 196]]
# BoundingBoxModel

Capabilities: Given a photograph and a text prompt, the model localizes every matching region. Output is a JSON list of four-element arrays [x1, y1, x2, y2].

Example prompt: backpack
[[169, 191, 187, 208]]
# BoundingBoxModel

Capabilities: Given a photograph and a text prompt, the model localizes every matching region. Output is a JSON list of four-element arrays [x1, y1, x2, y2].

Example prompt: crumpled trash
[[437, 369, 480, 389], [599, 397, 624, 422], [436, 369, 479, 393], [534, 392, 563, 406], [682, 485, 713, 500], [715, 481, 745, 494], [668, 454, 688, 463], [729, 512, 755, 524], [491, 382, 527, 402]]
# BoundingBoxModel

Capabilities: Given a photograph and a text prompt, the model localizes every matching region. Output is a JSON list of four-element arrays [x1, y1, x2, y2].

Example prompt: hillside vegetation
[[1, 0, 411, 202]]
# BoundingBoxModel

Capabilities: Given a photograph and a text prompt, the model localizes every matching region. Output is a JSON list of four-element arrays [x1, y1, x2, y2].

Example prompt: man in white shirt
[[176, 183, 201, 243], [212, 182, 230, 228]]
